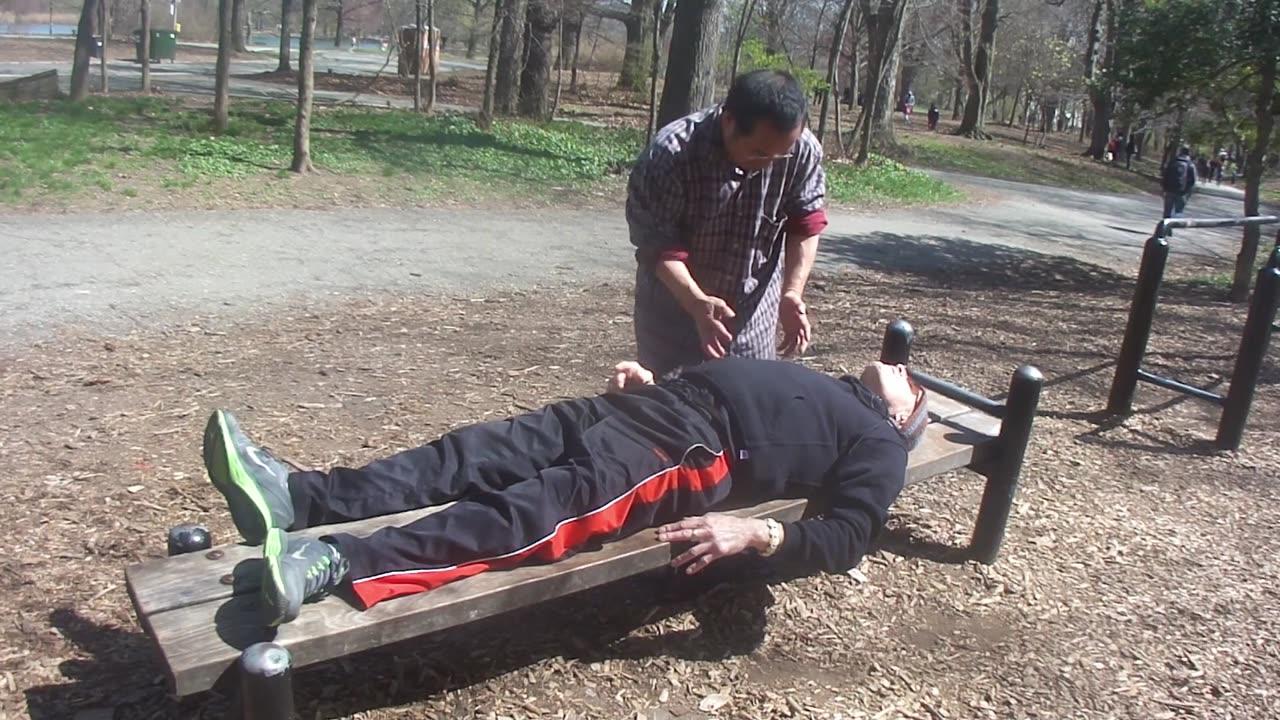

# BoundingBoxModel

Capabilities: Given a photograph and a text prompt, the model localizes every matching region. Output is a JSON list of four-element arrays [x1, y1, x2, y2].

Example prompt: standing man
[[627, 70, 828, 377]]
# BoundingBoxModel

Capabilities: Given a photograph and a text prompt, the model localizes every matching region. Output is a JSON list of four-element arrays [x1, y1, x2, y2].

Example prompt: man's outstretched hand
[[778, 291, 811, 356], [607, 361, 655, 394], [656, 514, 772, 574]]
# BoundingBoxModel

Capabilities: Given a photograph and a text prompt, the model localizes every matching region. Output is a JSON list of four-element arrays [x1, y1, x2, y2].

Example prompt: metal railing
[[1107, 217, 1280, 450]]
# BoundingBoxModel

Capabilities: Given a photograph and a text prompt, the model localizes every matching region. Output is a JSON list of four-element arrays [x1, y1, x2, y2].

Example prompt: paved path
[[0, 46, 480, 110], [0, 173, 1271, 350]]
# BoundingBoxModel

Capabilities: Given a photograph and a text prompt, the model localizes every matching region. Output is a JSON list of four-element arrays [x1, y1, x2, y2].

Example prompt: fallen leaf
[[699, 692, 730, 713]]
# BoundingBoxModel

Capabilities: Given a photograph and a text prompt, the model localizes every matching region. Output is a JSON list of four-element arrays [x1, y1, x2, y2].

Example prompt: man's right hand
[[687, 295, 736, 360]]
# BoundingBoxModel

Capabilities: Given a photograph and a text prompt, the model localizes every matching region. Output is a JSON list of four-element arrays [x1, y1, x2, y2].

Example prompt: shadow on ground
[[23, 560, 788, 719]]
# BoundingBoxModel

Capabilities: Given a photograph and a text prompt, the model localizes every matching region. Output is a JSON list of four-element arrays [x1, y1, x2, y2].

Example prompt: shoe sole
[[203, 411, 273, 545], [262, 528, 290, 626]]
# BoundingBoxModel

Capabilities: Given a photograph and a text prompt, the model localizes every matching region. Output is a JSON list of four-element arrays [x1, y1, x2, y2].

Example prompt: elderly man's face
[[721, 112, 803, 173]]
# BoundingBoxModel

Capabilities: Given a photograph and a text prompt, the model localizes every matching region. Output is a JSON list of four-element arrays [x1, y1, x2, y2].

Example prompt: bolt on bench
[[124, 319, 1043, 717]]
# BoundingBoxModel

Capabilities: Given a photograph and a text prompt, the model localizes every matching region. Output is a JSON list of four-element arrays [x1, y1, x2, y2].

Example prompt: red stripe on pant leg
[[350, 451, 730, 608]]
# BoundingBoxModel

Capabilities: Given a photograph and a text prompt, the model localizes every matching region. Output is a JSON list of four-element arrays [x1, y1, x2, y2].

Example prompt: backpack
[[1162, 157, 1194, 193]]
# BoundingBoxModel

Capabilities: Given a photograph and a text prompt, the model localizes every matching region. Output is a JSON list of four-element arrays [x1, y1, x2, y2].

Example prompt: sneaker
[[203, 409, 296, 545], [261, 528, 348, 626]]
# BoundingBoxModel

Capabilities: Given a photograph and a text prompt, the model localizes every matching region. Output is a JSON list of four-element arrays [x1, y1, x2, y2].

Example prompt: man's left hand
[[656, 514, 769, 574], [779, 291, 811, 356]]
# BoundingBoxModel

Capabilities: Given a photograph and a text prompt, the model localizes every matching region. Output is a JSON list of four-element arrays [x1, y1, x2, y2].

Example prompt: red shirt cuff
[[785, 208, 828, 237], [658, 249, 690, 262]]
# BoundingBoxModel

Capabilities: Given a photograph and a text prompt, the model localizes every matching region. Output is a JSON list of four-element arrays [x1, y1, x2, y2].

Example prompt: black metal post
[[970, 365, 1043, 564], [880, 319, 914, 365], [167, 524, 212, 556], [1108, 234, 1170, 414], [241, 642, 295, 720], [1216, 264, 1280, 450]]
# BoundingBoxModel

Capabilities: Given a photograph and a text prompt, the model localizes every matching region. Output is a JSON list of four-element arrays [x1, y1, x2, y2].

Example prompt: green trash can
[[149, 29, 178, 62], [134, 29, 176, 62]]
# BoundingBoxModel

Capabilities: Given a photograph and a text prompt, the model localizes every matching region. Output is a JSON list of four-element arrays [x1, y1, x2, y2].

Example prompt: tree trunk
[[467, 0, 485, 58], [729, 0, 756, 81], [817, 0, 855, 145], [98, 0, 108, 94], [140, 0, 150, 92], [333, 0, 343, 47], [950, 78, 963, 120], [618, 0, 655, 91], [956, 0, 997, 138], [1229, 51, 1277, 302], [427, 0, 437, 112], [809, 0, 833, 70], [656, 0, 723, 129], [569, 13, 584, 91], [1082, 0, 1112, 158], [1005, 82, 1021, 126], [277, 0, 293, 70], [518, 0, 556, 118], [291, 0, 316, 173], [855, 0, 907, 164], [646, 0, 663, 139], [479, 0, 502, 127], [70, 0, 99, 100], [414, 0, 423, 111], [495, 0, 527, 113], [232, 0, 248, 51], [560, 12, 580, 90], [214, 0, 232, 132], [551, 11, 565, 118], [761, 0, 784, 55]]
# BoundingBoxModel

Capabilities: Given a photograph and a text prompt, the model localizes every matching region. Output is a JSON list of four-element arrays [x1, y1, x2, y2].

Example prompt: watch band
[[760, 518, 783, 557]]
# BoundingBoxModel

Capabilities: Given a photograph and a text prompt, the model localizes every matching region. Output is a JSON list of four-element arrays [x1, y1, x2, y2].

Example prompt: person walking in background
[[1162, 146, 1197, 219], [927, 103, 940, 131]]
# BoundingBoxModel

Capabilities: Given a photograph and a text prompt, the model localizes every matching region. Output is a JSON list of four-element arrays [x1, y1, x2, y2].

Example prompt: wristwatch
[[759, 518, 784, 557]]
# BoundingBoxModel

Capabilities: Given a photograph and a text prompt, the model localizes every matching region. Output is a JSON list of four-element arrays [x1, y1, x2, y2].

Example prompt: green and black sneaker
[[202, 409, 296, 545], [261, 529, 349, 626]]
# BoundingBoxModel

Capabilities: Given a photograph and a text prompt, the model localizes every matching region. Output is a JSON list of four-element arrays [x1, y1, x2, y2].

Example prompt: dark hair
[[722, 70, 808, 135]]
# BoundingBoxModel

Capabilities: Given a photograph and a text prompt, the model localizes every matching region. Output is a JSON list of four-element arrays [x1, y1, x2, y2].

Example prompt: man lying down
[[202, 356, 929, 626]]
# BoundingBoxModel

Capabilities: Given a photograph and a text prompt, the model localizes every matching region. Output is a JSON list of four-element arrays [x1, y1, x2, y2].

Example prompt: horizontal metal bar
[[1135, 370, 1225, 405], [1159, 215, 1280, 234], [910, 370, 1006, 418]]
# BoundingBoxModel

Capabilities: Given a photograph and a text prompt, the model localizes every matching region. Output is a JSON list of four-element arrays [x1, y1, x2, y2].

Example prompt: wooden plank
[[0, 70, 60, 101], [134, 412, 1001, 696], [148, 497, 810, 696], [127, 407, 998, 620]]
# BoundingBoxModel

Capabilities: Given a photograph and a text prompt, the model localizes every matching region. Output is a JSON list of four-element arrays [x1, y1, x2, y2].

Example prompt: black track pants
[[285, 385, 732, 608]]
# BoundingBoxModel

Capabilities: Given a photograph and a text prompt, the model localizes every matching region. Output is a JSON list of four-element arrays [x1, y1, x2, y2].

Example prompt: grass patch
[[0, 97, 962, 210], [900, 134, 1154, 195], [0, 97, 645, 205], [826, 155, 962, 205]]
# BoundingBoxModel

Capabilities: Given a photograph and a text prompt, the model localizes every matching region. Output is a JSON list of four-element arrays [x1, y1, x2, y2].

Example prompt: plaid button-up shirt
[[626, 106, 828, 376]]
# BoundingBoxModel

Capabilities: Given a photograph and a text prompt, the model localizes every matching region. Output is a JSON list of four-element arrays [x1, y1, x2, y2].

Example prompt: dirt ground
[[237, 67, 655, 128], [2, 249, 1279, 720], [0, 37, 223, 64]]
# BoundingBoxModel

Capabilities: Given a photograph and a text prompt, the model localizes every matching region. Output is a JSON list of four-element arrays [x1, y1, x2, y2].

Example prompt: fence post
[[880, 319, 914, 365], [971, 365, 1043, 564], [1216, 260, 1280, 450], [241, 642, 295, 720], [167, 524, 212, 556], [1108, 233, 1170, 414]]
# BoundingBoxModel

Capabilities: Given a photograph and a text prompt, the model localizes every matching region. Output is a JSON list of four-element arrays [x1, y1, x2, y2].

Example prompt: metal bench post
[[1108, 233, 1170, 414], [970, 365, 1043, 564], [1216, 257, 1280, 450], [240, 642, 295, 720], [167, 524, 212, 556], [881, 319, 914, 365]]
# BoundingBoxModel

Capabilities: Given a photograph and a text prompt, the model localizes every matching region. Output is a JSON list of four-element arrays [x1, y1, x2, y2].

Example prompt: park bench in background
[[123, 319, 1043, 717]]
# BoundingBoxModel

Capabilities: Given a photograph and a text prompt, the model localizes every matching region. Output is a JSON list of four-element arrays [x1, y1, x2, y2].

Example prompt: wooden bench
[[123, 319, 1043, 715]]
